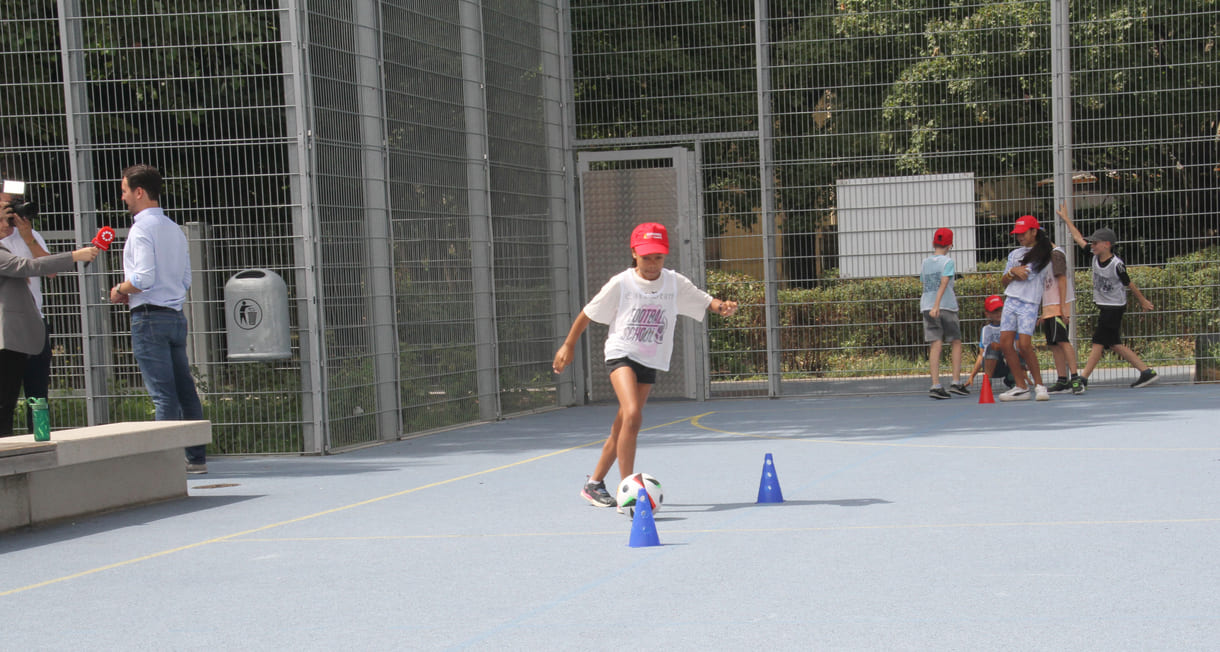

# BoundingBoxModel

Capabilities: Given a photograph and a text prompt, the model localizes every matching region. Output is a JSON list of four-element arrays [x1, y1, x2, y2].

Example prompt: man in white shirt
[[108, 165, 207, 473]]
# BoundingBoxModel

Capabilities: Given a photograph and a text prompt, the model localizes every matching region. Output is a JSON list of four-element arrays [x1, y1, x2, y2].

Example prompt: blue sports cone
[[756, 453, 784, 504], [628, 488, 661, 548]]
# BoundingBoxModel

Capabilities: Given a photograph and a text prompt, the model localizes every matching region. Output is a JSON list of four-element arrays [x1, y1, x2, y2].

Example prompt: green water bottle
[[30, 397, 50, 442]]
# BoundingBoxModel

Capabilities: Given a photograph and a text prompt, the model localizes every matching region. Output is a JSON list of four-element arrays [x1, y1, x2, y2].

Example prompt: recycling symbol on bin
[[234, 298, 263, 330]]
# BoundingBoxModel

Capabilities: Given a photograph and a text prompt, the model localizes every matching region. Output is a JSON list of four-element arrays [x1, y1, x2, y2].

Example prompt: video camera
[[3, 179, 38, 223]]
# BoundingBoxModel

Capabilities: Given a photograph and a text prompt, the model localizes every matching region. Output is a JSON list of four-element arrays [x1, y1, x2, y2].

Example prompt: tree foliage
[[571, 0, 1220, 272], [0, 0, 288, 244]]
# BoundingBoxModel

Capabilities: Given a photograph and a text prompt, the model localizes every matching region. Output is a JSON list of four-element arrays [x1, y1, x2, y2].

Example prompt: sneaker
[[948, 383, 970, 396], [1131, 369, 1158, 388], [581, 478, 615, 507], [998, 386, 1030, 402], [1003, 374, 1015, 389], [929, 386, 951, 400], [1047, 379, 1072, 393], [186, 463, 208, 475], [1070, 377, 1086, 395], [1034, 384, 1050, 401]]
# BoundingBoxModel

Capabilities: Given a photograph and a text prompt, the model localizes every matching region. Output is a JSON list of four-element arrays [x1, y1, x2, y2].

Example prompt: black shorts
[[989, 356, 1012, 379], [1042, 315, 1070, 345], [606, 357, 658, 385], [1092, 305, 1126, 349]]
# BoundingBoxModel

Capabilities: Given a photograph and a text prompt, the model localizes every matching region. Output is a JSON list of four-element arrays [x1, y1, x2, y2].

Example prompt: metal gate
[[575, 148, 706, 402]]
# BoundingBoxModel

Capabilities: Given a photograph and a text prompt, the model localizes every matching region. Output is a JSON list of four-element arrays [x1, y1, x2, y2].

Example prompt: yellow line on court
[[1, 414, 708, 598], [221, 515, 1220, 543], [689, 413, 1220, 451]]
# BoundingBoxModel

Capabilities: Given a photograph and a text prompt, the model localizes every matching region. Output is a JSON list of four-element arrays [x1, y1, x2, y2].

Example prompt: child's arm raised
[[1055, 202, 1089, 249]]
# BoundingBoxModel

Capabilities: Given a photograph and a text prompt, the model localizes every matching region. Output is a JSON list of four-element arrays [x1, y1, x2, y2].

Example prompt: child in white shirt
[[553, 222, 738, 509]]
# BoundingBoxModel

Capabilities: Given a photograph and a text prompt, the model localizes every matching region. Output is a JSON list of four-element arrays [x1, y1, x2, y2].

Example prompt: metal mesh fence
[[2, 0, 572, 452], [3, 1, 1215, 452], [568, 0, 1220, 397], [379, 0, 571, 437], [2, 1, 305, 450]]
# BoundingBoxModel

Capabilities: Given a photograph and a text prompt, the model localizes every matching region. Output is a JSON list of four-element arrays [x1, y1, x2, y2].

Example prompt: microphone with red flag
[[84, 226, 115, 268], [91, 226, 115, 251]]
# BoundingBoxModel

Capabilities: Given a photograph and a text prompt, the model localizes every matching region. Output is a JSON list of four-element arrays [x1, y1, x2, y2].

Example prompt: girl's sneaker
[[998, 386, 1030, 402], [1034, 384, 1050, 401], [581, 478, 615, 507]]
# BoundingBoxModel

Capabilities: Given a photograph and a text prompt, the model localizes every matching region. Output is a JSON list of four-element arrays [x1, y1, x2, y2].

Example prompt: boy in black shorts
[[1055, 204, 1158, 390], [1039, 240, 1083, 394]]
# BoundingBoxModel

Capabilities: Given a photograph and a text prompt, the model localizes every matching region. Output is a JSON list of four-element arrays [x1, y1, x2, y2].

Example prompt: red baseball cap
[[933, 227, 953, 247], [630, 222, 670, 255], [1011, 215, 1041, 234], [984, 294, 1004, 312]]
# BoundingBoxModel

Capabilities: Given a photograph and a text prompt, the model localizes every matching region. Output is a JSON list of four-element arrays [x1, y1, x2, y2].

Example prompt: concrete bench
[[1, 420, 211, 532]]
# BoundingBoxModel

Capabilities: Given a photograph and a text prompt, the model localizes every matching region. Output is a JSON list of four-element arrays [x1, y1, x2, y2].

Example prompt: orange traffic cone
[[979, 377, 995, 404]]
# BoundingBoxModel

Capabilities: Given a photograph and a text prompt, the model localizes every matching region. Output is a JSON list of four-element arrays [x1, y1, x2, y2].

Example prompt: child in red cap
[[920, 227, 966, 399], [965, 294, 1028, 391], [553, 222, 738, 510], [998, 215, 1054, 401]]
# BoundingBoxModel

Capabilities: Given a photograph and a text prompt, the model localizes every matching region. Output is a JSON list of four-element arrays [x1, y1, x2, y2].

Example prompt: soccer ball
[[617, 473, 663, 514]]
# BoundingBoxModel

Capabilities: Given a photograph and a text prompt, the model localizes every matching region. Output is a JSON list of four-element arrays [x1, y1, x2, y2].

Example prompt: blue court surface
[[3, 384, 1219, 650]]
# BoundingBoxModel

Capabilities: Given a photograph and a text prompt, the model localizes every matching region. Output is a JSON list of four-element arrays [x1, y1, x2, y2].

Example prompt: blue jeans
[[132, 310, 205, 463]]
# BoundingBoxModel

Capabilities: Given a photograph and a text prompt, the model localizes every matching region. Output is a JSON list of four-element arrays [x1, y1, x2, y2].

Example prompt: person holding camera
[[0, 187, 56, 434], [0, 202, 99, 436], [107, 165, 207, 473]]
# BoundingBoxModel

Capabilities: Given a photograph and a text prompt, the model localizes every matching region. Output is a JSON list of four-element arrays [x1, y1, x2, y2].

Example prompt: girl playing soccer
[[998, 215, 1054, 401], [552, 222, 738, 508]]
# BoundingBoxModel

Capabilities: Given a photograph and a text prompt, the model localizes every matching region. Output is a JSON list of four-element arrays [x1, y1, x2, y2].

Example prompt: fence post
[[354, 0, 403, 441], [460, 0, 503, 420], [282, 0, 326, 454], [58, 0, 112, 426], [754, 0, 782, 397], [1050, 0, 1078, 343]]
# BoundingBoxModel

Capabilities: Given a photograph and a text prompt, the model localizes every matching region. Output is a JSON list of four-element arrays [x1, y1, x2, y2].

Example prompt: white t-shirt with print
[[583, 268, 713, 371], [1003, 246, 1050, 306]]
